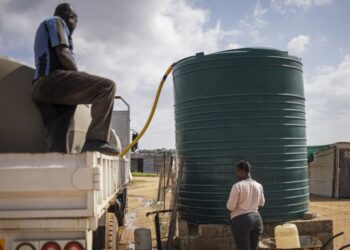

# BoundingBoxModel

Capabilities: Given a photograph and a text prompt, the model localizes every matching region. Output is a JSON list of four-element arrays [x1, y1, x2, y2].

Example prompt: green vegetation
[[129, 179, 146, 185], [132, 172, 158, 177]]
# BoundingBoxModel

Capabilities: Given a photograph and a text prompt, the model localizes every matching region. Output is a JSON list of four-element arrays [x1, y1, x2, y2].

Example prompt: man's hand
[[55, 45, 78, 71]]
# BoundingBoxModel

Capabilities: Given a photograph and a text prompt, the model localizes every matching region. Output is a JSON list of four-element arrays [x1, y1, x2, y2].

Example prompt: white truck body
[[0, 57, 131, 250], [0, 152, 130, 250]]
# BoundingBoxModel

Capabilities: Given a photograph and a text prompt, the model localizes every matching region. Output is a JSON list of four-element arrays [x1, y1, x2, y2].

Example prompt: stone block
[[179, 237, 190, 250], [263, 222, 279, 236], [293, 220, 313, 234], [189, 236, 232, 250], [324, 220, 333, 233], [188, 236, 205, 250], [199, 224, 224, 237], [317, 233, 333, 250], [303, 211, 317, 220], [222, 225, 232, 238], [300, 219, 333, 234], [208, 237, 233, 250], [307, 220, 319, 234], [178, 219, 189, 237], [229, 236, 236, 250], [262, 217, 333, 241], [188, 223, 199, 236]]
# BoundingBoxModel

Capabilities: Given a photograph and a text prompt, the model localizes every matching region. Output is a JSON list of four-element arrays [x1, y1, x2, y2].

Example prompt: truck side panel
[[0, 152, 129, 222]]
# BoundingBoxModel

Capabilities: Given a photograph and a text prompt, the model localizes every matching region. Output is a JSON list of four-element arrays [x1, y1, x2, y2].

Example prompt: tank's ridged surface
[[173, 48, 309, 224]]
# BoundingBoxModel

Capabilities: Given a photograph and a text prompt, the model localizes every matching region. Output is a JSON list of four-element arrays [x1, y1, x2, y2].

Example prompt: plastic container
[[134, 228, 152, 250], [275, 223, 300, 249]]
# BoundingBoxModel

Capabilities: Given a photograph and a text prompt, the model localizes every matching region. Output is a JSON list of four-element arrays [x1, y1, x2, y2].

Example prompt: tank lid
[[174, 47, 301, 67], [214, 47, 289, 56]]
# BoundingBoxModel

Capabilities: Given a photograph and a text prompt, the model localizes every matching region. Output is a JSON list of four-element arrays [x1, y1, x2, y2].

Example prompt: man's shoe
[[82, 140, 120, 155]]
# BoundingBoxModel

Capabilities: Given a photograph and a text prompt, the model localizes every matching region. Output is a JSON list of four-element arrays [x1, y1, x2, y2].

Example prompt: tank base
[[177, 216, 333, 250]]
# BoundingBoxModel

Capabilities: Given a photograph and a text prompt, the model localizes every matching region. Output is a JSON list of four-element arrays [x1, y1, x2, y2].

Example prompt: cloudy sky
[[0, 0, 349, 149]]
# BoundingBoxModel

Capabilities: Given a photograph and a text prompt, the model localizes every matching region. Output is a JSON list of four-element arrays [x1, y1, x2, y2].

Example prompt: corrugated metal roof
[[307, 142, 350, 163], [307, 144, 331, 162]]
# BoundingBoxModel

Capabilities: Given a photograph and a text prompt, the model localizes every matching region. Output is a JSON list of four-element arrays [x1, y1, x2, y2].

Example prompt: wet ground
[[119, 176, 170, 250]]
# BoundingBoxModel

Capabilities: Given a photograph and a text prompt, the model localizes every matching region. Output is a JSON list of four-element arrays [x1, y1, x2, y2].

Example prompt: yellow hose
[[118, 63, 174, 157]]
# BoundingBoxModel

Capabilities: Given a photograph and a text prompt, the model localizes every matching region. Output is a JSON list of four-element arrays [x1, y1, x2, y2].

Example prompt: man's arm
[[55, 45, 78, 71]]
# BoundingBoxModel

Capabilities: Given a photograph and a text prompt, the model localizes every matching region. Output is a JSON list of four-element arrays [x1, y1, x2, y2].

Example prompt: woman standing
[[226, 160, 265, 250]]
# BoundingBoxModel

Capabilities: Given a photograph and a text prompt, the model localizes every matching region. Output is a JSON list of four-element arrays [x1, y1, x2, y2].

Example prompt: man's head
[[235, 160, 252, 180], [54, 3, 78, 33]]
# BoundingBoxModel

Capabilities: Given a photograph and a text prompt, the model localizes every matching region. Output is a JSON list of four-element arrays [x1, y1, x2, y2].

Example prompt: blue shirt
[[33, 16, 75, 80]]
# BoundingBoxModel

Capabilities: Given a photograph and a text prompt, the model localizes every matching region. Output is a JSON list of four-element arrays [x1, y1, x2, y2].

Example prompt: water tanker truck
[[0, 56, 130, 250]]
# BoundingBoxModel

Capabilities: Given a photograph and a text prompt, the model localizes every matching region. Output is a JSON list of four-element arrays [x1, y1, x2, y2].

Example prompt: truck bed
[[0, 152, 130, 230]]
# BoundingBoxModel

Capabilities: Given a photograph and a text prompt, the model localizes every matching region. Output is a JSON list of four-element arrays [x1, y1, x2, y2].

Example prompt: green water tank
[[173, 48, 309, 224]]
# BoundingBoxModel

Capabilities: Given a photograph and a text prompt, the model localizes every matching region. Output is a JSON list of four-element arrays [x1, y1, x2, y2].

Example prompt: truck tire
[[117, 188, 127, 227], [116, 206, 125, 227], [105, 212, 119, 250], [109, 189, 127, 227], [93, 212, 119, 250]]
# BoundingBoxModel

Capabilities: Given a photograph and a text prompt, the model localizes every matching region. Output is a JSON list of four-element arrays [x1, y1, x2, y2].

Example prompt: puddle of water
[[122, 196, 165, 248], [135, 196, 154, 208], [124, 196, 155, 231], [125, 210, 137, 230]]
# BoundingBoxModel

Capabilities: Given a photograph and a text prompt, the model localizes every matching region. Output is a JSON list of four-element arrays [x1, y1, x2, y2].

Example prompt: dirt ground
[[120, 176, 350, 250], [309, 195, 350, 249], [119, 176, 171, 250]]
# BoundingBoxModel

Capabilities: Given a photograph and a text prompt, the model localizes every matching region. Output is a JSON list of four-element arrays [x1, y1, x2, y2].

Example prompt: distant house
[[308, 142, 350, 198], [131, 150, 174, 173]]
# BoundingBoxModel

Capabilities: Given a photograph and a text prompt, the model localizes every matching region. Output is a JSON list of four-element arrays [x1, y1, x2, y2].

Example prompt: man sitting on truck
[[32, 3, 119, 155]]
